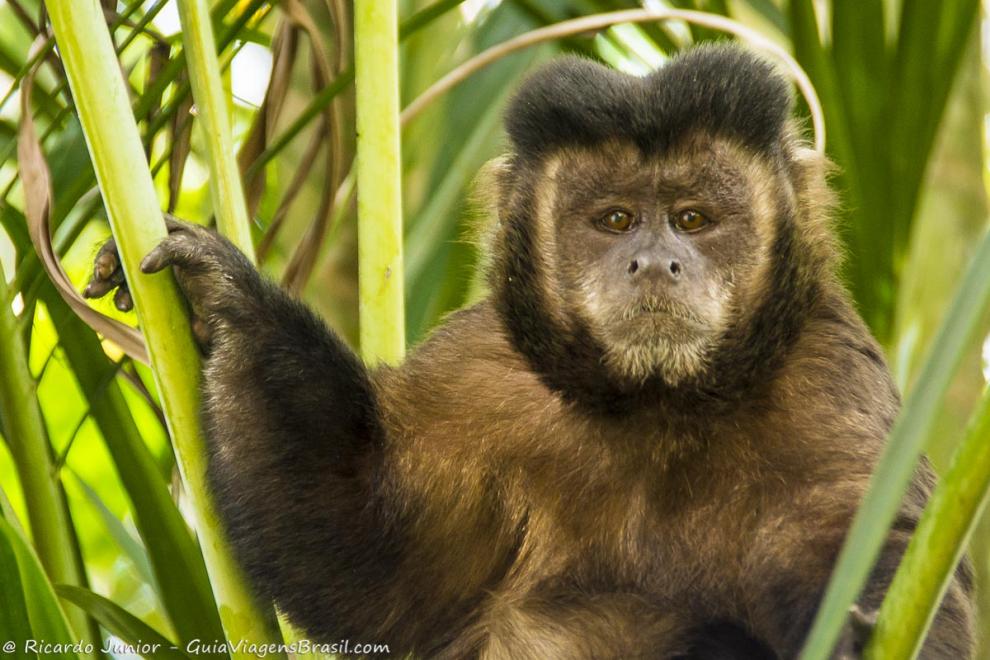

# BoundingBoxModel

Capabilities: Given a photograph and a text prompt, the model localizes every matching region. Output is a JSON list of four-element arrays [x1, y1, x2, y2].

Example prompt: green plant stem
[[866, 385, 990, 659], [0, 262, 94, 655], [175, 0, 254, 258], [43, 288, 227, 652], [354, 0, 405, 365], [801, 228, 990, 659], [173, 0, 317, 652], [45, 2, 280, 655], [244, 0, 467, 185]]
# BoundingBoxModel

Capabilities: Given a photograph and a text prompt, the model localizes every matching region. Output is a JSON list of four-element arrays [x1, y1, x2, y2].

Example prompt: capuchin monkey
[[85, 45, 974, 658]]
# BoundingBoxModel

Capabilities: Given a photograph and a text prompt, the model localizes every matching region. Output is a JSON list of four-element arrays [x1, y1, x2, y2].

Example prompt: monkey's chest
[[474, 491, 786, 658], [511, 472, 771, 610]]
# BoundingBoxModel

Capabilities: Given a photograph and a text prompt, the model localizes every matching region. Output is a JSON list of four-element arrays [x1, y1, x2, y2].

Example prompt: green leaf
[[70, 474, 156, 591], [55, 586, 189, 660], [42, 291, 228, 654], [0, 506, 35, 660], [403, 0, 562, 342], [0, 260, 93, 652], [404, 79, 513, 342], [0, 516, 77, 660]]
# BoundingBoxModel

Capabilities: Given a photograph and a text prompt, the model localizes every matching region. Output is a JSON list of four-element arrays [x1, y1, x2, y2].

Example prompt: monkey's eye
[[598, 210, 635, 233], [672, 209, 711, 233]]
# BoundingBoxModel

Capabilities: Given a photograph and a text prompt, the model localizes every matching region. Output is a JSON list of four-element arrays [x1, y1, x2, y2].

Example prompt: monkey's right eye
[[598, 210, 635, 233]]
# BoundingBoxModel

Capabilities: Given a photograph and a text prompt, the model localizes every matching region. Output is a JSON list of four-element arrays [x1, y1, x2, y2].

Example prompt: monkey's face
[[495, 48, 809, 399], [543, 138, 780, 386]]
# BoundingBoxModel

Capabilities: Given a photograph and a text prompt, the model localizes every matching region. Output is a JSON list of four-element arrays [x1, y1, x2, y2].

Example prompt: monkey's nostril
[[628, 260, 639, 275], [669, 260, 682, 277]]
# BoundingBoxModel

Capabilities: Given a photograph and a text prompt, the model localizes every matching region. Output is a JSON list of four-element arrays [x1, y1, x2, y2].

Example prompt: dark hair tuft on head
[[504, 45, 793, 160]]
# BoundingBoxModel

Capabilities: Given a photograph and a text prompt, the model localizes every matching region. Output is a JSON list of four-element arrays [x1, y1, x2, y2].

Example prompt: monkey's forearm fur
[[200, 265, 520, 656]]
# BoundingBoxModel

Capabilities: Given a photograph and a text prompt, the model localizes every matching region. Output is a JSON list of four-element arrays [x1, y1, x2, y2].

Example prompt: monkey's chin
[[600, 316, 716, 387]]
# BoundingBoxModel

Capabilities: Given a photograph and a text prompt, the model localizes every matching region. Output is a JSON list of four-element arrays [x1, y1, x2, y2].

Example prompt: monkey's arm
[[834, 487, 974, 659], [86, 222, 515, 655], [740, 317, 975, 660], [747, 490, 973, 659]]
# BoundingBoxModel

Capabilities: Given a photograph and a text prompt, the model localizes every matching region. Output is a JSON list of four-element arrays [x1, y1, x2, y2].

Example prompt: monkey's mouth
[[623, 296, 707, 327]]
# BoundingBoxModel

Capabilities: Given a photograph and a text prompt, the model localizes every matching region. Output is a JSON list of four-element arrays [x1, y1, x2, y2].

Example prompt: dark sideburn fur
[[90, 45, 973, 658]]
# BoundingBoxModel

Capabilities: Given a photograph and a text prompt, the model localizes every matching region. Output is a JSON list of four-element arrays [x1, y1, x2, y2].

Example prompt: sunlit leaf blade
[[0, 260, 92, 653], [70, 474, 156, 595]]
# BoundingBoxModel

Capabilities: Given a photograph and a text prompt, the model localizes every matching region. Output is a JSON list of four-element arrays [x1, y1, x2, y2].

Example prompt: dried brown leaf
[[282, 154, 348, 294], [276, 0, 351, 292], [257, 120, 327, 262], [167, 74, 194, 213], [238, 20, 300, 216], [282, 0, 335, 84], [17, 40, 148, 364]]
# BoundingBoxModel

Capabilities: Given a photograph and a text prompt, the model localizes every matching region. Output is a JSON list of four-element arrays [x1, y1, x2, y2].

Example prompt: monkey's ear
[[645, 45, 793, 154], [504, 56, 636, 160]]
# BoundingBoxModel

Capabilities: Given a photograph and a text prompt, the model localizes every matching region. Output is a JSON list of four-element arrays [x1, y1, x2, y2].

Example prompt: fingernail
[[140, 249, 160, 273], [95, 254, 115, 280], [114, 289, 133, 312]]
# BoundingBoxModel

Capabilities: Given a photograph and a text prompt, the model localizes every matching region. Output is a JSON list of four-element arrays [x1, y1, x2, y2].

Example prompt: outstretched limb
[[84, 220, 514, 655]]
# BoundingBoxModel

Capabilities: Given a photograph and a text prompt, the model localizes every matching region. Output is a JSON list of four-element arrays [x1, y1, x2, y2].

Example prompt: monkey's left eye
[[672, 209, 711, 233], [598, 210, 635, 233]]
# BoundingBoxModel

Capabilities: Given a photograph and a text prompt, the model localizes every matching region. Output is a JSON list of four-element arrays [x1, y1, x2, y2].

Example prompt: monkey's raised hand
[[83, 216, 257, 349]]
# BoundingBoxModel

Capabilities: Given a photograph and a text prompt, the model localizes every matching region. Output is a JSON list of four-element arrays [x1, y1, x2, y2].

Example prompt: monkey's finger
[[113, 286, 134, 312], [164, 213, 195, 234], [140, 243, 173, 274], [93, 238, 120, 281], [83, 267, 125, 299], [142, 227, 218, 274], [848, 604, 877, 641]]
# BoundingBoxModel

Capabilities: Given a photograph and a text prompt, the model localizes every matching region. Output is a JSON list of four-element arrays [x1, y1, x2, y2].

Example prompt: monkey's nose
[[627, 254, 683, 281]]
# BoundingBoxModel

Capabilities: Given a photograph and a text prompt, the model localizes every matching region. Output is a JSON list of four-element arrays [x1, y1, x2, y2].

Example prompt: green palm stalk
[[173, 1, 335, 655], [866, 385, 990, 658], [175, 0, 255, 258], [355, 0, 405, 365], [45, 1, 280, 653]]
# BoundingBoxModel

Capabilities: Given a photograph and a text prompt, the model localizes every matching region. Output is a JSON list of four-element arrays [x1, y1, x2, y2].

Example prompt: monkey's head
[[490, 45, 837, 409]]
